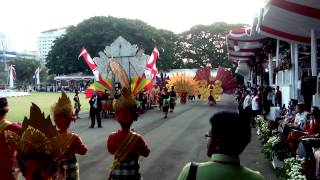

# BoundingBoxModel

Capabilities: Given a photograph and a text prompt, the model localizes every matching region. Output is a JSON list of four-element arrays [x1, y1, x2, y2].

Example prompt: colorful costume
[[52, 92, 87, 180], [161, 89, 170, 118], [107, 87, 150, 180], [73, 91, 81, 119], [0, 98, 21, 180], [5, 103, 70, 180], [169, 87, 177, 112]]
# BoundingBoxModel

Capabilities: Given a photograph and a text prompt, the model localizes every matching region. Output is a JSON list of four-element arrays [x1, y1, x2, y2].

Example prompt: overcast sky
[[0, 0, 264, 52]]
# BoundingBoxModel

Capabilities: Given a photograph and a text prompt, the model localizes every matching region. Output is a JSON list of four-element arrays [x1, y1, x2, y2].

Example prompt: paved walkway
[[241, 128, 278, 180]]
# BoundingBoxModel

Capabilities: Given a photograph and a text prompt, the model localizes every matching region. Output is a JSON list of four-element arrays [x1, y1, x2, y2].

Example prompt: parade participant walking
[[107, 87, 150, 180], [177, 111, 264, 180], [0, 97, 21, 180], [74, 90, 81, 119], [52, 92, 88, 180], [208, 93, 216, 106], [7, 103, 70, 180], [89, 91, 102, 128], [162, 88, 170, 118], [169, 86, 177, 112]]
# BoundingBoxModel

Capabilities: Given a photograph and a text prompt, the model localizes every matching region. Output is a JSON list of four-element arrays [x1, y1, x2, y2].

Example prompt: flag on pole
[[11, 65, 16, 80], [144, 48, 159, 80], [9, 65, 16, 88], [78, 48, 100, 81], [34, 67, 40, 85]]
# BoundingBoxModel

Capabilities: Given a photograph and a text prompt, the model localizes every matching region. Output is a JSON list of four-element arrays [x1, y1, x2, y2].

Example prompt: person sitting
[[177, 111, 264, 180], [107, 87, 150, 180]]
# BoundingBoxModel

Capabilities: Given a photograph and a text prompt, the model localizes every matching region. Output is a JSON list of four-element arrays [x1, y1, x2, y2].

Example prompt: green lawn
[[6, 92, 90, 122]]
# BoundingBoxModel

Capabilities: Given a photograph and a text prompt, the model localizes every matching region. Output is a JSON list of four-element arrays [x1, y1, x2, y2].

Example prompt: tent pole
[[311, 29, 318, 106]]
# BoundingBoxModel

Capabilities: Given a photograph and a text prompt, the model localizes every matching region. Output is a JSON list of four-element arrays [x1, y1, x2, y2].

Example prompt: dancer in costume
[[73, 90, 81, 119], [0, 97, 21, 180], [169, 86, 177, 112], [52, 92, 88, 180], [158, 87, 163, 111], [107, 87, 150, 180], [162, 88, 170, 118], [5, 103, 70, 180]]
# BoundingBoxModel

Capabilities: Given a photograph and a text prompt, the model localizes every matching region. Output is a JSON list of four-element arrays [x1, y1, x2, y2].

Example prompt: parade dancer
[[0, 97, 21, 180], [158, 87, 163, 111], [107, 87, 150, 180], [6, 103, 70, 180], [208, 93, 216, 106], [73, 90, 81, 119], [52, 92, 88, 180], [169, 86, 177, 112], [162, 88, 170, 118]]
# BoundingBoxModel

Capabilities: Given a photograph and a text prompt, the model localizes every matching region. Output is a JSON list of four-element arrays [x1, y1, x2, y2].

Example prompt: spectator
[[177, 111, 264, 180], [275, 86, 282, 107]]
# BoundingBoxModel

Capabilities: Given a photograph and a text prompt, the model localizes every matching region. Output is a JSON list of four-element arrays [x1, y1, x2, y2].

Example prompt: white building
[[38, 27, 66, 63]]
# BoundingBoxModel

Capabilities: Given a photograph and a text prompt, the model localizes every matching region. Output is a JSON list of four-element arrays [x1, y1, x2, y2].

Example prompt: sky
[[0, 0, 264, 52]]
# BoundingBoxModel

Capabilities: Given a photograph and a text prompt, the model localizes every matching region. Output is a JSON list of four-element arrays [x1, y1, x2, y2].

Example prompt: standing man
[[177, 111, 264, 180], [0, 97, 21, 180], [89, 91, 102, 128], [275, 86, 282, 107]]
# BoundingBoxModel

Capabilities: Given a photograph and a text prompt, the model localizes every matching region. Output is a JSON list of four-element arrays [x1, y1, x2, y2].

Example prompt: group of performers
[[157, 86, 177, 119], [0, 88, 152, 180]]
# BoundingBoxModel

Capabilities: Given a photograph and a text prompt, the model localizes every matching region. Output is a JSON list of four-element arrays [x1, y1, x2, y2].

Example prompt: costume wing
[[109, 59, 130, 88], [215, 67, 238, 94]]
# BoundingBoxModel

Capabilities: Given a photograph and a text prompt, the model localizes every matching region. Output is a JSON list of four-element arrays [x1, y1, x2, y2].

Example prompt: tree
[[176, 22, 246, 68], [46, 16, 178, 74]]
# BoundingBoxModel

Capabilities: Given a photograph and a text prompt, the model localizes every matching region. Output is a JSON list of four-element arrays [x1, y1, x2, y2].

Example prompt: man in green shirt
[[177, 111, 264, 180]]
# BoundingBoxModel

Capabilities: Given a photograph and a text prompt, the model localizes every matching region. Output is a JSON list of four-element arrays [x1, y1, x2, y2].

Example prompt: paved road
[[69, 94, 276, 180]]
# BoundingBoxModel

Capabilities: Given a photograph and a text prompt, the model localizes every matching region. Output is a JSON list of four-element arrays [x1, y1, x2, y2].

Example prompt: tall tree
[[176, 22, 245, 68], [46, 16, 178, 74]]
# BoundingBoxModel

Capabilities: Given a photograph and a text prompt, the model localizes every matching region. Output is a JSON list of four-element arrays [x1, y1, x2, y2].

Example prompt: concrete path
[[18, 94, 277, 179]]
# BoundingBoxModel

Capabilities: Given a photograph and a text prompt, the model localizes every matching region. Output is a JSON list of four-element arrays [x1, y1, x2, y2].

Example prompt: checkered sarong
[[109, 160, 141, 180], [61, 158, 79, 180]]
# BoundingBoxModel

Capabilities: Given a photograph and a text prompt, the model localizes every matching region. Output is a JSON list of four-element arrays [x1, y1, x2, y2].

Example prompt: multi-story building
[[38, 27, 66, 63]]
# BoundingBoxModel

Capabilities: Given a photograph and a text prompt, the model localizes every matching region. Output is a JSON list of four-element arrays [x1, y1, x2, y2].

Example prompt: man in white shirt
[[293, 103, 308, 130], [243, 91, 252, 110]]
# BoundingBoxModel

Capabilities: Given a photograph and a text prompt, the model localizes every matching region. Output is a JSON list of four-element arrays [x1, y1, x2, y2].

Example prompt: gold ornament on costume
[[51, 92, 72, 116], [5, 103, 68, 160]]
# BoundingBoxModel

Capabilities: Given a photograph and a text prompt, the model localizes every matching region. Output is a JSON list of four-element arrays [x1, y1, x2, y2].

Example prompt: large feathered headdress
[[113, 87, 139, 125], [51, 92, 72, 116], [5, 103, 67, 160]]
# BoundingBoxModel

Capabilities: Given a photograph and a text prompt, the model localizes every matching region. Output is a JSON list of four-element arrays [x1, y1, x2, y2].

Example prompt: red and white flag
[[11, 65, 16, 80], [78, 48, 100, 81], [144, 48, 159, 80]]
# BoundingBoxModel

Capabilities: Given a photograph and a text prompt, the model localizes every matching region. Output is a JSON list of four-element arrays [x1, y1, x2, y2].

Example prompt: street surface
[[67, 94, 277, 180]]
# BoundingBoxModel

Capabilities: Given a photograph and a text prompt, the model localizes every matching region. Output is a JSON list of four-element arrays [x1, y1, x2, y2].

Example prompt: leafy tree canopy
[[176, 22, 246, 68], [46, 16, 179, 74], [46, 16, 247, 75]]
